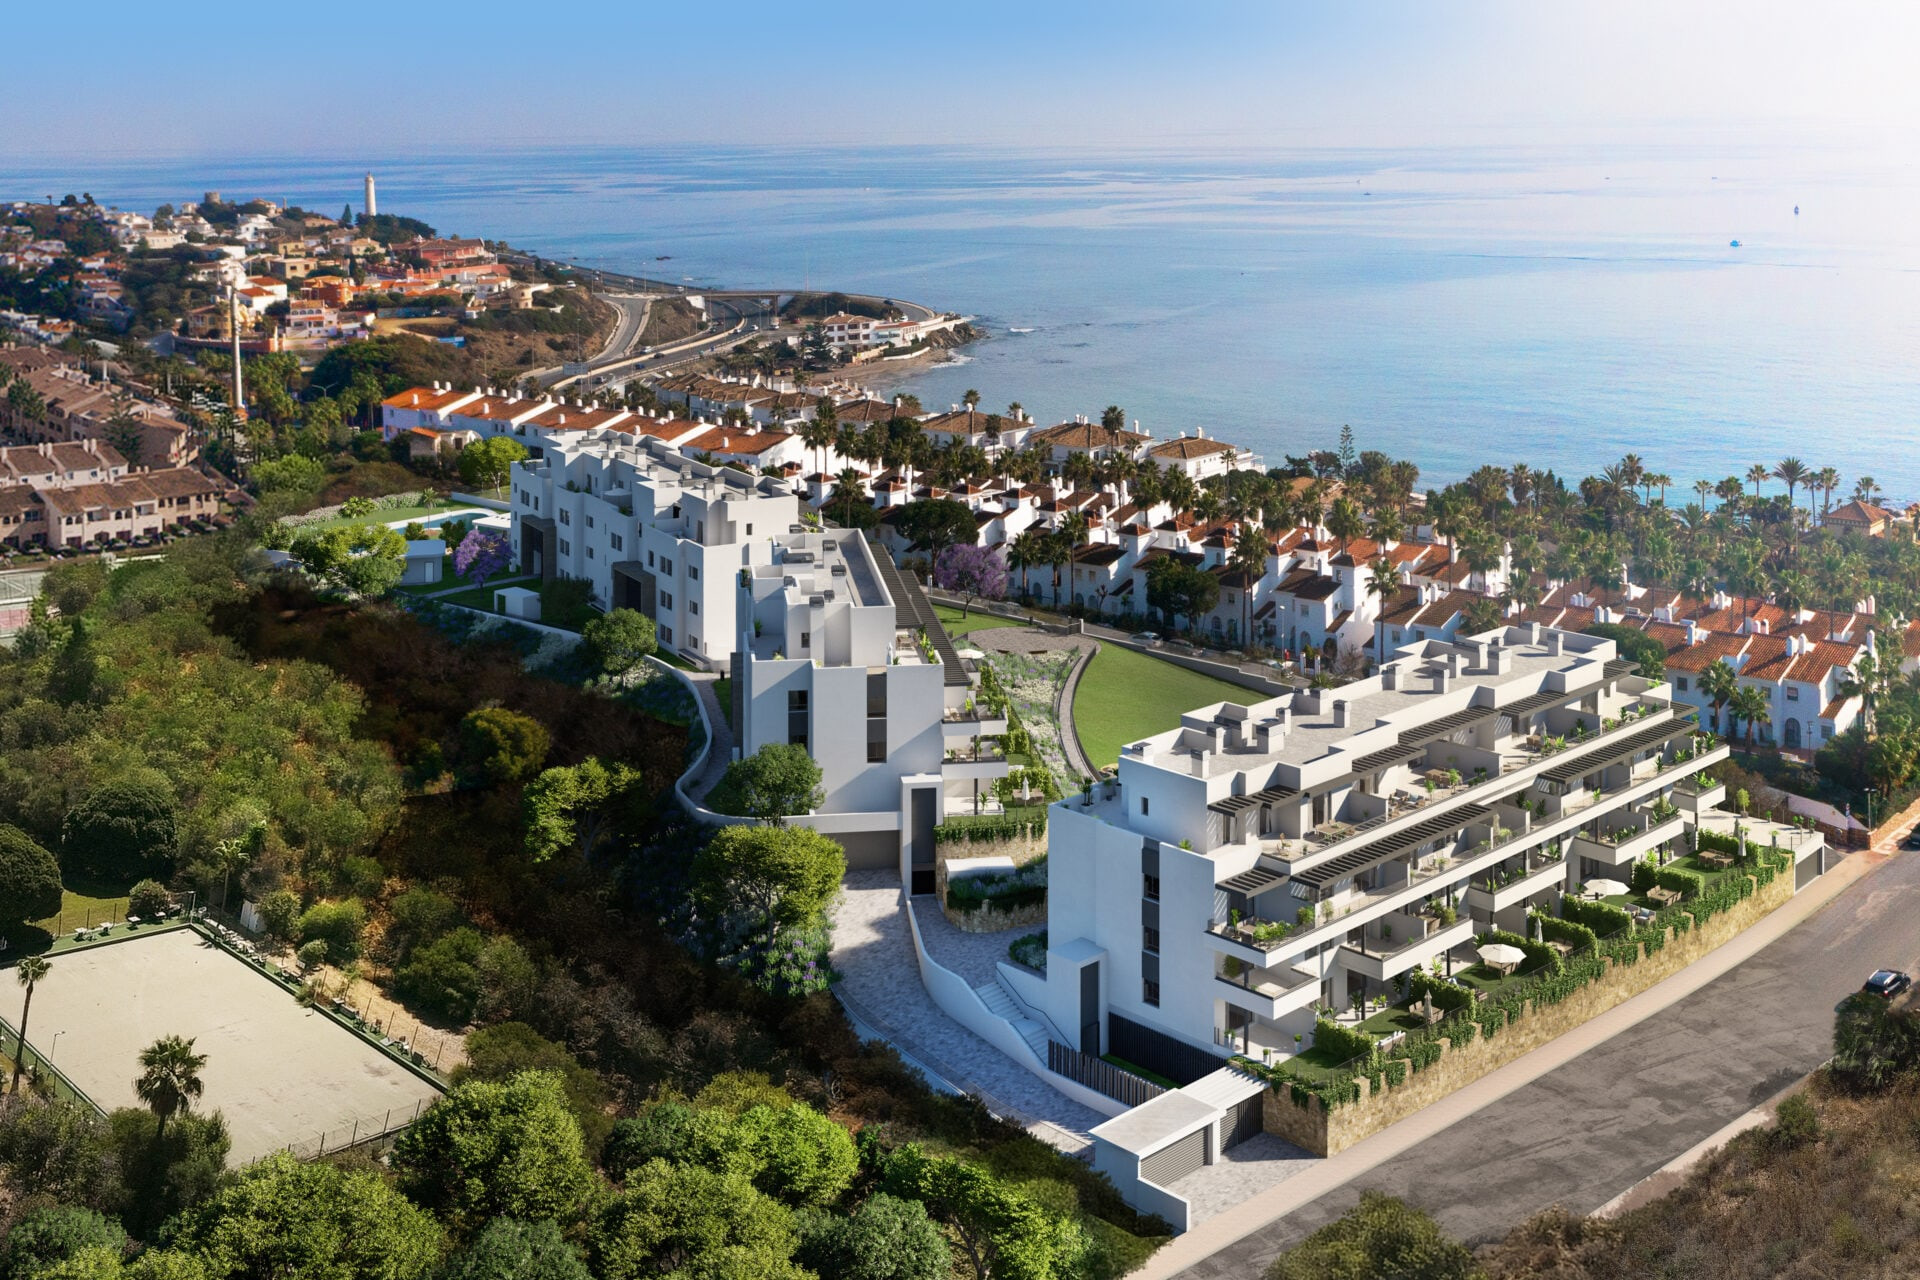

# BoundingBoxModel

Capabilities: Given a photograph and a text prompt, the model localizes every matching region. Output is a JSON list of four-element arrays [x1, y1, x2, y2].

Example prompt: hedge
[[1478, 928, 1561, 976], [1561, 895, 1633, 937], [1631, 857, 1660, 894], [1695, 828, 1744, 855], [1538, 915, 1599, 955], [1313, 1017, 1374, 1065], [935, 809, 1048, 846], [1654, 865, 1706, 897], [945, 858, 1048, 913], [1408, 968, 1475, 1012]]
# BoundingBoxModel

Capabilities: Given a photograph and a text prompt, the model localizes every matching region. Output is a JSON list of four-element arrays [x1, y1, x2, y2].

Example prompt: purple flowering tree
[[934, 543, 1007, 617], [453, 530, 512, 587]]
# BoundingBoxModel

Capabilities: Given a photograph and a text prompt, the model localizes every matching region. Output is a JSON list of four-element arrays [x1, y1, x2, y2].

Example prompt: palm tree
[[1008, 528, 1043, 602], [1044, 531, 1071, 609], [1744, 465, 1770, 503], [1854, 476, 1883, 506], [962, 388, 980, 409], [1324, 496, 1366, 554], [1648, 473, 1674, 506], [1229, 529, 1272, 648], [10, 957, 49, 1095], [1772, 458, 1808, 512], [1366, 554, 1399, 660], [1815, 467, 1842, 518], [1728, 685, 1771, 748], [1692, 479, 1713, 510], [136, 1035, 207, 1144], [1700, 659, 1738, 737]]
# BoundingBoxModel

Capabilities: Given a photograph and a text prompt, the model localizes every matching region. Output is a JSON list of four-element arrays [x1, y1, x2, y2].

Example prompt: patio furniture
[[127, 915, 141, 927], [1698, 850, 1734, 869], [1647, 886, 1682, 907], [1585, 878, 1630, 899], [1478, 942, 1525, 976]]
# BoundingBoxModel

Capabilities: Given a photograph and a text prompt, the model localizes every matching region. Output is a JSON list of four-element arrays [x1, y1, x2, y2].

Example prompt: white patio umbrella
[[1584, 878, 1630, 898], [1477, 942, 1526, 968]]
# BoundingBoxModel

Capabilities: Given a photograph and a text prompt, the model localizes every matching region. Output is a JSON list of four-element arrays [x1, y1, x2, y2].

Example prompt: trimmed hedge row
[[1408, 968, 1475, 1012], [1313, 1017, 1375, 1064], [934, 808, 1049, 846], [1537, 914, 1599, 955], [945, 857, 1048, 913], [1654, 865, 1706, 896], [1478, 927, 1561, 976], [1562, 895, 1633, 937]]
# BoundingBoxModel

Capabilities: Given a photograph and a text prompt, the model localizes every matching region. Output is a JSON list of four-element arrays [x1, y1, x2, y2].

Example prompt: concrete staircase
[[974, 979, 1051, 1062]]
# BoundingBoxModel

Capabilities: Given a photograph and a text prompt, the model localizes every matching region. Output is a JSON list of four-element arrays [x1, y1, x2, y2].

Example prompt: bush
[[128, 879, 171, 920], [1009, 930, 1047, 971], [945, 859, 1047, 915], [1479, 928, 1560, 976], [1833, 992, 1920, 1092], [537, 578, 595, 631], [934, 809, 1048, 846], [0, 824, 64, 926], [394, 926, 486, 1023], [1312, 1017, 1373, 1065], [255, 888, 300, 942], [1654, 865, 1705, 897], [5, 1204, 128, 1278], [386, 885, 462, 961], [1772, 1092, 1820, 1148], [456, 1022, 613, 1158], [796, 1193, 951, 1280], [1561, 895, 1632, 938], [338, 854, 385, 898], [297, 939, 328, 971], [1630, 856, 1659, 894], [1538, 915, 1599, 955], [1407, 968, 1473, 1012], [458, 707, 552, 786], [296, 898, 366, 963]]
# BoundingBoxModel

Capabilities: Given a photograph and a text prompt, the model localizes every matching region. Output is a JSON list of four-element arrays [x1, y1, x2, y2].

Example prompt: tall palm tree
[[1044, 531, 1072, 609], [1229, 529, 1272, 647], [1745, 465, 1770, 502], [1692, 479, 1713, 510], [1366, 554, 1399, 660], [136, 1035, 207, 1145], [1008, 528, 1043, 602], [1647, 473, 1674, 506], [1325, 496, 1366, 554], [1728, 685, 1771, 748], [1771, 458, 1808, 512], [10, 957, 49, 1095], [1700, 659, 1738, 737], [1815, 466, 1842, 518]]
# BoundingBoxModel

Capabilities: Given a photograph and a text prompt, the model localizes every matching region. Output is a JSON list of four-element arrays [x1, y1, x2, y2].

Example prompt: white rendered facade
[[734, 530, 1008, 875], [1037, 624, 1734, 1078], [508, 432, 800, 670]]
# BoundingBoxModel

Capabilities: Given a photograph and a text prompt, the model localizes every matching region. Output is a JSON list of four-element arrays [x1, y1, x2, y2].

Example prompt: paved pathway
[[830, 871, 1105, 1152], [683, 672, 733, 800], [1151, 835, 1914, 1277], [912, 899, 1034, 991]]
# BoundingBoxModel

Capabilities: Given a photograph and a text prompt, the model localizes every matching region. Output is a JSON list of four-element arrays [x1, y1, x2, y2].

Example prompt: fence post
[[349, 1119, 359, 1148], [316, 1131, 326, 1156]]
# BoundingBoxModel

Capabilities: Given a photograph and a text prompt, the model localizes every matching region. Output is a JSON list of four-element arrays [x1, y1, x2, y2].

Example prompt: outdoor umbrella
[[1477, 942, 1526, 968], [1584, 878, 1630, 898]]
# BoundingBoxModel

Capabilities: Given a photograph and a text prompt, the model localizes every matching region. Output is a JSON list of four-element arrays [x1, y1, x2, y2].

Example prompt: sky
[[3, 1, 1918, 158]]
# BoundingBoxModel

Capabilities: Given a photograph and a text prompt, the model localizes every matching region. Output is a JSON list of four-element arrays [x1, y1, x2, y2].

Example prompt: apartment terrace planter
[[1673, 781, 1727, 813], [1337, 917, 1476, 983], [1570, 813, 1688, 867]]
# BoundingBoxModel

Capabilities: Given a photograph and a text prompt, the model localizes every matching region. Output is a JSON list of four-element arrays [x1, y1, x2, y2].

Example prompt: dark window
[[867, 672, 888, 718], [1143, 926, 1160, 953], [800, 631, 811, 650], [1141, 796, 1150, 816], [1143, 979, 1160, 1007], [788, 690, 809, 711], [688, 565, 698, 579], [1143, 874, 1160, 901]]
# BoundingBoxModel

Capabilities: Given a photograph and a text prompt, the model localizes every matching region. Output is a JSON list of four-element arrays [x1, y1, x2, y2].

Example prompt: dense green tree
[[795, 1194, 950, 1280], [0, 824, 63, 926], [292, 523, 408, 597], [1263, 1191, 1483, 1280], [879, 1144, 1082, 1280], [1143, 556, 1219, 632], [521, 759, 648, 863], [165, 1152, 442, 1280], [251, 455, 328, 495], [1833, 991, 1920, 1092], [439, 1218, 589, 1280], [393, 1071, 594, 1233], [61, 775, 179, 880], [0, 1097, 115, 1207], [589, 1159, 807, 1280], [895, 499, 977, 565], [457, 707, 551, 785], [690, 825, 845, 936], [456, 437, 528, 495], [385, 885, 462, 961], [296, 899, 366, 963], [711, 744, 824, 824], [133, 1036, 204, 1145], [105, 1108, 229, 1241], [4, 1204, 128, 1278], [736, 1103, 858, 1208], [580, 609, 657, 679], [455, 1023, 612, 1157], [394, 927, 486, 1024], [126, 880, 170, 921]]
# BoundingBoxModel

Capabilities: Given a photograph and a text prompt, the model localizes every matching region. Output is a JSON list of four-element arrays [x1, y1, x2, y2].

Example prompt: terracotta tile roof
[[682, 427, 795, 457], [1147, 435, 1236, 460]]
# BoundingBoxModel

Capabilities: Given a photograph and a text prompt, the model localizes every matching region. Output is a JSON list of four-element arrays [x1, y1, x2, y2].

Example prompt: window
[[662, 559, 674, 576], [1143, 926, 1160, 953], [558, 509, 570, 525], [687, 565, 698, 580], [1142, 874, 1160, 901], [647, 550, 654, 566], [1786, 686, 1800, 701], [558, 539, 570, 555], [611, 533, 624, 551], [661, 626, 673, 643], [746, 523, 753, 535], [689, 601, 698, 615], [586, 547, 595, 560], [586, 515, 594, 529], [1676, 677, 1689, 691], [1140, 796, 1150, 816], [661, 592, 672, 610], [1143, 979, 1160, 1007], [788, 690, 809, 711], [800, 631, 811, 650]]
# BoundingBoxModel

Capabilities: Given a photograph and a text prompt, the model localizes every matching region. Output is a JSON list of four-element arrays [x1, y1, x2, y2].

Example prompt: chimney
[[1446, 651, 1463, 678], [1433, 667, 1452, 694], [1527, 621, 1542, 645], [1332, 699, 1349, 728], [1684, 619, 1700, 646], [1546, 631, 1562, 656], [1382, 663, 1400, 691], [1190, 749, 1211, 777]]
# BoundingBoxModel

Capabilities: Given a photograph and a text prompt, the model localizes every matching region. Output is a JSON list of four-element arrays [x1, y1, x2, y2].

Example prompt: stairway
[[974, 979, 1051, 1062]]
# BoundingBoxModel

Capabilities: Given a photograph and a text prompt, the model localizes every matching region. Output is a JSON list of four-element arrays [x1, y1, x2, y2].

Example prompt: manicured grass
[[1102, 1054, 1181, 1091], [1354, 1001, 1427, 1039], [412, 576, 541, 611], [1072, 643, 1253, 768], [712, 677, 733, 729], [1276, 1044, 1360, 1084], [295, 498, 469, 534], [933, 602, 1022, 639]]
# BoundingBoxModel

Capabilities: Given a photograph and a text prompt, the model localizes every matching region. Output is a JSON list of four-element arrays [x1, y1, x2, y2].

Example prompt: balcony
[[1672, 776, 1727, 813], [942, 742, 1009, 783], [1569, 811, 1688, 868], [1338, 915, 1477, 983], [1463, 848, 1568, 914], [942, 706, 1010, 739], [1215, 957, 1320, 1020]]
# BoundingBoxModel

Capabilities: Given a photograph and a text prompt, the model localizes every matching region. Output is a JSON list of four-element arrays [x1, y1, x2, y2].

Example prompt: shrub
[[5, 1204, 129, 1277], [0, 824, 64, 926], [394, 927, 486, 1023], [339, 854, 385, 898], [297, 939, 328, 971], [459, 707, 552, 786], [1630, 856, 1659, 894], [1479, 928, 1560, 976], [386, 885, 463, 960], [1008, 930, 1047, 971], [537, 578, 595, 631], [1312, 1017, 1373, 1065], [1654, 865, 1705, 898], [1561, 895, 1633, 938], [128, 878, 171, 919], [255, 888, 301, 942], [1537, 915, 1598, 955], [1772, 1093, 1820, 1148], [934, 810, 1048, 846], [945, 859, 1047, 915], [296, 898, 366, 962], [1407, 969, 1473, 1012]]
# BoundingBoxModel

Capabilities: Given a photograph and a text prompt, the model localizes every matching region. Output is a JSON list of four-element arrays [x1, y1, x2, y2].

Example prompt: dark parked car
[[1864, 969, 1912, 999], [1902, 827, 1920, 851]]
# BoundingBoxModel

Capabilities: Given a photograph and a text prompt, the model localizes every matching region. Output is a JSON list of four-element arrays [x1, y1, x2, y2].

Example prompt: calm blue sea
[[9, 144, 1920, 498]]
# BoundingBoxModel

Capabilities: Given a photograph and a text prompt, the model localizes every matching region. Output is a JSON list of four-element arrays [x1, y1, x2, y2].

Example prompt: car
[[1864, 969, 1912, 999], [1903, 827, 1920, 852], [1128, 631, 1161, 647]]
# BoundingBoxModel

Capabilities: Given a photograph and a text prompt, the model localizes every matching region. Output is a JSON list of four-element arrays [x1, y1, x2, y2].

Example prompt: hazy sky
[[4, 1, 1917, 157]]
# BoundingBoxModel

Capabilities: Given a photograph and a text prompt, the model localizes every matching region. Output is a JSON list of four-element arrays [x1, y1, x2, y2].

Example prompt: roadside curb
[[1131, 845, 1886, 1279]]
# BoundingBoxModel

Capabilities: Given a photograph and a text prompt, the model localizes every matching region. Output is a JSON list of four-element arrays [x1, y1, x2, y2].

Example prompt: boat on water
[[1794, 206, 1800, 215], [1729, 239, 1742, 248]]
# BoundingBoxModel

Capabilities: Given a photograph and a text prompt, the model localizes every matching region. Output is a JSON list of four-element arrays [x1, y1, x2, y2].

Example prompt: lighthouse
[[363, 172, 377, 219]]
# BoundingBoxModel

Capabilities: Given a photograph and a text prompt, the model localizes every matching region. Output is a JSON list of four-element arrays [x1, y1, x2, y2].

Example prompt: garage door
[[835, 830, 898, 871], [1139, 1128, 1207, 1186], [1223, 1093, 1263, 1150]]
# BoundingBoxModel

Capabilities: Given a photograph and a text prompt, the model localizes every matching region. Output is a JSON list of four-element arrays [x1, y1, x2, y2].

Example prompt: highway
[[1167, 831, 1917, 1276]]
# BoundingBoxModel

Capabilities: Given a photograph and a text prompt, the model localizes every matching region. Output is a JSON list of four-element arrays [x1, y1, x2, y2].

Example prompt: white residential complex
[[1036, 625, 1735, 1080], [733, 529, 1007, 875], [508, 432, 800, 669]]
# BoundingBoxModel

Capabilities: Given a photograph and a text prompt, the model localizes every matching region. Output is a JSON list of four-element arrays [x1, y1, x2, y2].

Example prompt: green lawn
[[295, 497, 472, 534], [712, 677, 733, 729], [1072, 643, 1253, 768], [413, 576, 541, 611], [933, 603, 1021, 639]]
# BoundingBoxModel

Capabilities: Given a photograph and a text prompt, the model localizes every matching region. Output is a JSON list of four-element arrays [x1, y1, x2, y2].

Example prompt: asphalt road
[[1178, 843, 1915, 1277]]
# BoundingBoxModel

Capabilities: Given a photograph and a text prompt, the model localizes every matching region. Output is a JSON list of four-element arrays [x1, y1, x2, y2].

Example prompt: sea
[[9, 143, 1920, 500]]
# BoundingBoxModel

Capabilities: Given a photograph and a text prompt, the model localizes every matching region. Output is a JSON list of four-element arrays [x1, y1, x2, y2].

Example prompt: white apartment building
[[733, 530, 1008, 877], [1035, 624, 1736, 1084], [508, 432, 800, 670]]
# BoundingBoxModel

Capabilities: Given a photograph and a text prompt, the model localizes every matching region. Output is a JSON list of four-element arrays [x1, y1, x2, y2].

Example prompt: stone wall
[[1263, 867, 1797, 1156]]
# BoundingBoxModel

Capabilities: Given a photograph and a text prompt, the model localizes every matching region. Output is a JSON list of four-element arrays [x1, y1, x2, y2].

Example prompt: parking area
[[0, 928, 443, 1162]]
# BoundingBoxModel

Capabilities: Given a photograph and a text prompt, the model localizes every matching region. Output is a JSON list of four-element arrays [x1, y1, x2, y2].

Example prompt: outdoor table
[[127, 916, 141, 927], [1647, 886, 1682, 907], [1698, 851, 1733, 869]]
